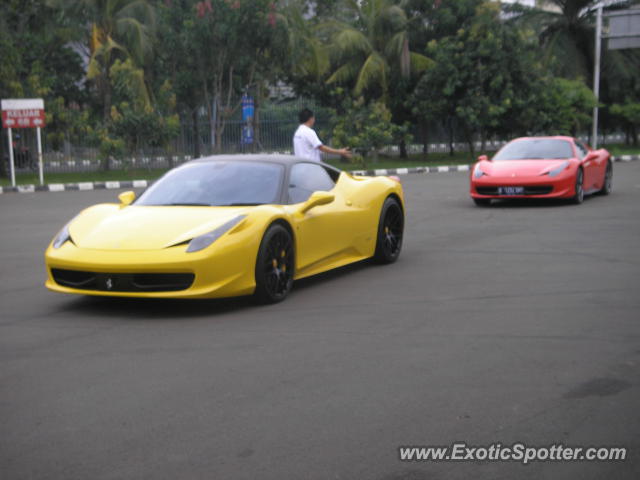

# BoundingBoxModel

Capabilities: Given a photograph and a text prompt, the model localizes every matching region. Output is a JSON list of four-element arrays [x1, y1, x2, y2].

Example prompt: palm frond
[[326, 60, 362, 85], [332, 27, 372, 59], [115, 17, 152, 65], [410, 52, 433, 75], [384, 32, 406, 62], [354, 52, 386, 94]]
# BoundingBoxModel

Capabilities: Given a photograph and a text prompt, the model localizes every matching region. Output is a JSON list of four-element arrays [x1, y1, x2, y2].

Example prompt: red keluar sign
[[1, 99, 46, 129]]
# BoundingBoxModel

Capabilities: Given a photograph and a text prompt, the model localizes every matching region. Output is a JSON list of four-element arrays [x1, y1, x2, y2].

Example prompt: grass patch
[[0, 169, 168, 187], [606, 144, 640, 156]]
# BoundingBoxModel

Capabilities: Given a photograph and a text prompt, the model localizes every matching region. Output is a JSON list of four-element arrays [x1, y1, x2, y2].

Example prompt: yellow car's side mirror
[[298, 191, 335, 214], [118, 191, 136, 207]]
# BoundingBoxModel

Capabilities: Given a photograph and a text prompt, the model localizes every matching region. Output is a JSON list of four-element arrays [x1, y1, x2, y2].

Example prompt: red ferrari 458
[[470, 136, 612, 206]]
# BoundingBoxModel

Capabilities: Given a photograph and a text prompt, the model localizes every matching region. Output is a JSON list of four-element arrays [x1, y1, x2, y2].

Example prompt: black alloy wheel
[[374, 197, 404, 264], [254, 224, 294, 304]]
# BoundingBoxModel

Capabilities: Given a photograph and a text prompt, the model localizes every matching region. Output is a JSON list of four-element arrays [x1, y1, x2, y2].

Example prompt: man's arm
[[319, 144, 352, 158]]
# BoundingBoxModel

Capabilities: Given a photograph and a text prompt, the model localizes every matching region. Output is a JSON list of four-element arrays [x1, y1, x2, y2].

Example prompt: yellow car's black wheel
[[373, 197, 404, 264], [254, 224, 294, 304]]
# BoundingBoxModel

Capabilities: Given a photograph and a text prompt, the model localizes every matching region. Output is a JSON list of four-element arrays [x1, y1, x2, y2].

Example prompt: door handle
[[346, 200, 353, 206]]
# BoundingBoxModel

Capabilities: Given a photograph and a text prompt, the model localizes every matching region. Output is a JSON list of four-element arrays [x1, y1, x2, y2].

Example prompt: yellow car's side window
[[288, 163, 336, 204]]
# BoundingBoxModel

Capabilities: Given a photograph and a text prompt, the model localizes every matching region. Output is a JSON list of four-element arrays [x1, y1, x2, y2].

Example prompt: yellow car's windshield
[[135, 161, 284, 206]]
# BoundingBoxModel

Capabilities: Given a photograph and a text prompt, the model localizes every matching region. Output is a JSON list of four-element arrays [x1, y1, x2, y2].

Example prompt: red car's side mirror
[[584, 151, 599, 162], [477, 155, 489, 162]]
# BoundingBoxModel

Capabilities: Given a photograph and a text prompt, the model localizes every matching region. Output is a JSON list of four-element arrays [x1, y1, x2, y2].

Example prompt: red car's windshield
[[493, 139, 574, 161]]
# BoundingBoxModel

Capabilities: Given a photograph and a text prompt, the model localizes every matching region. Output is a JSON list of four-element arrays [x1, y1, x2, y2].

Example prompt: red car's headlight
[[545, 161, 570, 177], [473, 164, 487, 179]]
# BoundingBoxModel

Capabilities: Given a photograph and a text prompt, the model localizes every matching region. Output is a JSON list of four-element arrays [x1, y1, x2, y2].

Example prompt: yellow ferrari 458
[[45, 155, 405, 303]]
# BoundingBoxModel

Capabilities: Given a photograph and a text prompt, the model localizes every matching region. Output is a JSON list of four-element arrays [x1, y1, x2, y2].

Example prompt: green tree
[[412, 2, 544, 156], [531, 77, 596, 136], [155, 0, 288, 154], [109, 59, 180, 156], [610, 102, 640, 146], [49, 0, 156, 122], [331, 95, 409, 164], [321, 0, 431, 103], [505, 0, 639, 141], [505, 0, 596, 79], [0, 0, 86, 176]]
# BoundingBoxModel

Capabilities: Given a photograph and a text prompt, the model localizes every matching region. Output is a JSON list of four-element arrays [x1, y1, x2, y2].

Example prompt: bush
[[331, 97, 411, 164]]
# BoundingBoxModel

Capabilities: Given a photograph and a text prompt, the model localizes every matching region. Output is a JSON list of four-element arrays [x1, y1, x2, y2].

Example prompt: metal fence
[[0, 96, 632, 176]]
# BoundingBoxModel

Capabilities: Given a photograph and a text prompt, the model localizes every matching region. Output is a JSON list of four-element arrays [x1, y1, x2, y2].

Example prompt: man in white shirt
[[293, 108, 351, 162]]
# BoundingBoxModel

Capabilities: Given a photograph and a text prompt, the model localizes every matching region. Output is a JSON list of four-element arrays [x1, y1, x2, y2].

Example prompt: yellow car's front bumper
[[44, 234, 260, 299]]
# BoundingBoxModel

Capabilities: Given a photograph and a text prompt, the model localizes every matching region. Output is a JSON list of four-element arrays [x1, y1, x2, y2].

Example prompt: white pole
[[7, 127, 16, 187], [592, 5, 603, 149], [36, 126, 44, 185]]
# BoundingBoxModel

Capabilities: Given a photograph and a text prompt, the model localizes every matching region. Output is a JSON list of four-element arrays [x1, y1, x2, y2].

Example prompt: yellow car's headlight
[[52, 223, 72, 249], [186, 215, 247, 253]]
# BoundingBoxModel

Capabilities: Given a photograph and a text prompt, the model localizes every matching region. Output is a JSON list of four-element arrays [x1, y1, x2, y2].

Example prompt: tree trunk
[[465, 130, 475, 159], [103, 76, 112, 124], [192, 109, 201, 159], [448, 126, 455, 157], [215, 113, 224, 154], [420, 121, 429, 156], [252, 93, 259, 153], [399, 138, 407, 159]]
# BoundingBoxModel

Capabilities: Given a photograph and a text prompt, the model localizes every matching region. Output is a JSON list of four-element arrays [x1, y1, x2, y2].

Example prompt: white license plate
[[498, 186, 524, 195]]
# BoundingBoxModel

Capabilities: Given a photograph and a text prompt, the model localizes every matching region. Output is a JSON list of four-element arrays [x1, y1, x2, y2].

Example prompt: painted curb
[[0, 155, 638, 195], [0, 179, 150, 195]]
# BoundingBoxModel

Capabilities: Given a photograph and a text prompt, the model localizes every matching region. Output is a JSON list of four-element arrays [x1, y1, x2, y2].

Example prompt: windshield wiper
[[165, 202, 212, 206], [216, 202, 265, 206]]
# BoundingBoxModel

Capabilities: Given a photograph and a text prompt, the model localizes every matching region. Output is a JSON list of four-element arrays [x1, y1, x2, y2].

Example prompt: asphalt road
[[1, 163, 639, 480]]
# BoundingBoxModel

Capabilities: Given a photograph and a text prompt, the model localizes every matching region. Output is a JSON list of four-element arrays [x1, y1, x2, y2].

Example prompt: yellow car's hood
[[69, 204, 250, 251]]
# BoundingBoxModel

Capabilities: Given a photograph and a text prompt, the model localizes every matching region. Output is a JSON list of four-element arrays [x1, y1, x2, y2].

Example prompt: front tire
[[473, 198, 491, 207], [254, 224, 294, 304], [598, 161, 612, 195], [373, 197, 404, 264], [571, 168, 584, 205]]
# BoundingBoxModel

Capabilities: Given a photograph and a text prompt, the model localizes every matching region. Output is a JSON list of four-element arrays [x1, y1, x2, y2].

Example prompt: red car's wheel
[[473, 198, 491, 207], [571, 169, 584, 205], [598, 161, 613, 195]]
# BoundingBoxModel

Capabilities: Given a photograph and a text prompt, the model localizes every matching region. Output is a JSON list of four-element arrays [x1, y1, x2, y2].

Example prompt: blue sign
[[242, 125, 254, 145], [241, 94, 254, 122]]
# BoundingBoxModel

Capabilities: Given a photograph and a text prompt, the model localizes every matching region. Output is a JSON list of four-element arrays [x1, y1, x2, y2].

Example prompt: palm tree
[[321, 0, 431, 103], [506, 0, 637, 84], [278, 0, 330, 81], [506, 0, 639, 142], [50, 0, 156, 121]]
